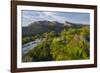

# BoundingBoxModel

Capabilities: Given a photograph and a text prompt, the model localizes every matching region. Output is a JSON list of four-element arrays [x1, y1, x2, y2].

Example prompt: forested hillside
[[22, 21, 90, 62]]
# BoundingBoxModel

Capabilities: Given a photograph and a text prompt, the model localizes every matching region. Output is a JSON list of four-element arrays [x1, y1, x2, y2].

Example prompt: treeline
[[22, 26, 90, 62]]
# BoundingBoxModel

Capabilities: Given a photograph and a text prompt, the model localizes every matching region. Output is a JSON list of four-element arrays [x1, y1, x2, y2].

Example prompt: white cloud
[[22, 11, 90, 26], [41, 12, 67, 23]]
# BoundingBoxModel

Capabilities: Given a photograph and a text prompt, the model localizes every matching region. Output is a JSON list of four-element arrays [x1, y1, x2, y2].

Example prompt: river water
[[22, 39, 40, 55]]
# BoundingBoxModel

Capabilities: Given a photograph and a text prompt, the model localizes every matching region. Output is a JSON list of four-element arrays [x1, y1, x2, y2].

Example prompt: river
[[22, 39, 41, 55]]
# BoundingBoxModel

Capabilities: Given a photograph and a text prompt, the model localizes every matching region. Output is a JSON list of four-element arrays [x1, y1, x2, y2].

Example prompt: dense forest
[[22, 21, 90, 62]]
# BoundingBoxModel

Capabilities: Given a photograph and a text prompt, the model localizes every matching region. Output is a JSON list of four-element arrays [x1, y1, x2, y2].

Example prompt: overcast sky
[[22, 10, 90, 26]]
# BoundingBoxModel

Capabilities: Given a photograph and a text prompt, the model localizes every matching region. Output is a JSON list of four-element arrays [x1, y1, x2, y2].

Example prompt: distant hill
[[22, 20, 89, 36]]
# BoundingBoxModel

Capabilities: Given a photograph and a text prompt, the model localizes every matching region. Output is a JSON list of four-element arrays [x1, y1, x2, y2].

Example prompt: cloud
[[22, 10, 90, 26], [41, 12, 67, 22]]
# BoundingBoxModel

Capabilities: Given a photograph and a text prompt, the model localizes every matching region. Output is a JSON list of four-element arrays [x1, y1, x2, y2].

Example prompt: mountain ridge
[[22, 20, 89, 36]]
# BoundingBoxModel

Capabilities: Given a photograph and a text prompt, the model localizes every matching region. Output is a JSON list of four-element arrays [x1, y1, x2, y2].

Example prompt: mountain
[[64, 21, 88, 27], [22, 20, 89, 36]]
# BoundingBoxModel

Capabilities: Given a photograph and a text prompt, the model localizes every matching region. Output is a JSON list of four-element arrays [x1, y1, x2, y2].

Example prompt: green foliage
[[80, 27, 90, 37], [50, 27, 90, 60], [66, 35, 90, 59], [22, 34, 41, 45], [22, 26, 90, 62], [22, 55, 32, 62], [22, 37, 31, 45], [50, 37, 69, 60]]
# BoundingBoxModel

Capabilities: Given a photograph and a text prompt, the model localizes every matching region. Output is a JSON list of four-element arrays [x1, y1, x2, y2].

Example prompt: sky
[[22, 10, 90, 26]]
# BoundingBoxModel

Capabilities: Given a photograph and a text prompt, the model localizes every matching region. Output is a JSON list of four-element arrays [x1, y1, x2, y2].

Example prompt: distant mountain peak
[[64, 21, 73, 27], [22, 20, 89, 36]]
